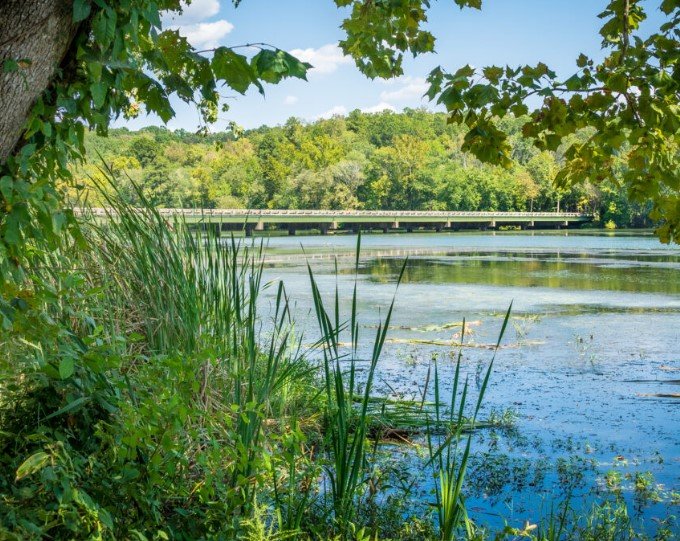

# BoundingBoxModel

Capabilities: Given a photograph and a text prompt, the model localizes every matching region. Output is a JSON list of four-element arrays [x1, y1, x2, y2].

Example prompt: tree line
[[73, 108, 652, 229]]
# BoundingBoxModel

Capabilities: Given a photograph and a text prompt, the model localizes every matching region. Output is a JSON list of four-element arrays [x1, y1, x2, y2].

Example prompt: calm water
[[257, 231, 680, 533]]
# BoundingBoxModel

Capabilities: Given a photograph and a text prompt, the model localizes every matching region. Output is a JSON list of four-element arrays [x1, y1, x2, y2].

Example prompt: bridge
[[139, 209, 593, 235]]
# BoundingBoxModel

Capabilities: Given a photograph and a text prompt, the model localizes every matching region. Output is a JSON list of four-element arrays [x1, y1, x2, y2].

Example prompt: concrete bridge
[[142, 209, 592, 235]]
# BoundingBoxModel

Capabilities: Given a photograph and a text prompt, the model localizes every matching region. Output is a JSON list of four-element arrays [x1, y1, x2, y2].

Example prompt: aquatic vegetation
[[604, 470, 624, 496], [2, 183, 678, 539], [393, 320, 482, 333], [556, 455, 596, 490], [511, 314, 541, 344], [426, 309, 511, 541], [573, 333, 599, 367], [306, 232, 406, 533], [633, 472, 663, 506], [385, 337, 542, 349]]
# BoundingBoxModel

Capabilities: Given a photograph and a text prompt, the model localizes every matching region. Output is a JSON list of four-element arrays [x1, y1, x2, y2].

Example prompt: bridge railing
[[154, 209, 588, 218], [75, 208, 591, 219]]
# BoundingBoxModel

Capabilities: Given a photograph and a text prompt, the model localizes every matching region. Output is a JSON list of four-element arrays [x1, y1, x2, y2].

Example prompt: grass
[[306, 233, 406, 532], [425, 309, 511, 541], [1, 178, 676, 540]]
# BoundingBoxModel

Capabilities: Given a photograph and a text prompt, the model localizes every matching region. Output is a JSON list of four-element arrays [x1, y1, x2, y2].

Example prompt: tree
[[515, 167, 540, 212], [0, 0, 312, 276], [130, 137, 158, 168], [0, 0, 678, 276], [339, 0, 678, 240]]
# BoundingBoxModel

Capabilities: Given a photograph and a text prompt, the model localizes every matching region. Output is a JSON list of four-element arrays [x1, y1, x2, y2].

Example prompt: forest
[[2, 0, 678, 539], [73, 109, 652, 229]]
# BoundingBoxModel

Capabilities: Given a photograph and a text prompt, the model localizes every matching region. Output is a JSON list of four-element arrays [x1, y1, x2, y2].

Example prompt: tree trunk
[[0, 0, 77, 164]]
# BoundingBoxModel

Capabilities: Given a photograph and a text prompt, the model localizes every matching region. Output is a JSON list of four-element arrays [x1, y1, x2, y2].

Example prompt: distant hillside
[[72, 109, 652, 229]]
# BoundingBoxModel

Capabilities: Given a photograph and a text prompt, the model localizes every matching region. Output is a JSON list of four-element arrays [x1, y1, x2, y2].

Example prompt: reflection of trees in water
[[359, 255, 680, 295]]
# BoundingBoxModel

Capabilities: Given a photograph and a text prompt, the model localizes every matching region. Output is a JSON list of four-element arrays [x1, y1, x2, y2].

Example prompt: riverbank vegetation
[[0, 188, 496, 539], [1, 1, 678, 538], [1, 188, 676, 539], [71, 110, 652, 230]]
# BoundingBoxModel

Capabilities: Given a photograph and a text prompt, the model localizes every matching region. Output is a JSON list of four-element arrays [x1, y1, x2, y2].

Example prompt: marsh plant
[[1, 182, 673, 540], [425, 310, 511, 541], [0, 183, 491, 539]]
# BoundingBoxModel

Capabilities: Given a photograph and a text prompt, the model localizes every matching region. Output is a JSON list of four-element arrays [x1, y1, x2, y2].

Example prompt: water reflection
[[349, 252, 680, 294]]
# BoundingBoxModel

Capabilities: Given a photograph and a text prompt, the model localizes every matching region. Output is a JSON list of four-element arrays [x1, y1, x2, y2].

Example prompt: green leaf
[[90, 82, 107, 109], [455, 0, 482, 8], [482, 66, 503, 84], [660, 0, 679, 14], [99, 509, 114, 530], [134, 76, 174, 122], [576, 53, 590, 68], [92, 9, 117, 48], [465, 84, 498, 108], [59, 357, 75, 379], [0, 176, 13, 200], [564, 74, 582, 91], [212, 47, 261, 94], [16, 452, 50, 481], [453, 64, 475, 80], [3, 212, 21, 245], [252, 49, 310, 84], [44, 396, 90, 420], [73, 0, 91, 22]]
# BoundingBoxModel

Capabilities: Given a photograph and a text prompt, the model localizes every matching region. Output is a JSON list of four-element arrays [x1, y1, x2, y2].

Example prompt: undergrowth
[[0, 183, 675, 540]]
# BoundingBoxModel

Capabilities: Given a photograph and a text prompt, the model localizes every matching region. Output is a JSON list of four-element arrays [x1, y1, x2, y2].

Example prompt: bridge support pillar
[[255, 220, 265, 231], [320, 224, 329, 235], [245, 224, 255, 237], [490, 220, 496, 229], [391, 221, 399, 229]]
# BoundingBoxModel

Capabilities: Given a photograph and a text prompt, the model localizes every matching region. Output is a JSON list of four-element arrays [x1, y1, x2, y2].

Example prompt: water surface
[[258, 231, 680, 533]]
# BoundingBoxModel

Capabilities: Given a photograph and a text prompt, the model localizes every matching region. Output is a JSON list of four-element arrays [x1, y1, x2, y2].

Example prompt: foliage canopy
[[71, 111, 649, 229], [0, 0, 678, 282], [340, 0, 679, 242]]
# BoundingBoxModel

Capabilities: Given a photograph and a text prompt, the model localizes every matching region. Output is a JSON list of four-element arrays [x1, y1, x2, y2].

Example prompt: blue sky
[[114, 0, 667, 131]]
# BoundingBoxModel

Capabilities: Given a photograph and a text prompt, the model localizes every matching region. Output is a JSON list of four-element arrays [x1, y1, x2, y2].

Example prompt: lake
[[257, 230, 680, 534]]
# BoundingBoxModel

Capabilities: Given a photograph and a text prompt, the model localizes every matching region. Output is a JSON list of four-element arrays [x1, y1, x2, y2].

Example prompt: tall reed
[[426, 306, 512, 541], [78, 178, 312, 529], [306, 233, 406, 533]]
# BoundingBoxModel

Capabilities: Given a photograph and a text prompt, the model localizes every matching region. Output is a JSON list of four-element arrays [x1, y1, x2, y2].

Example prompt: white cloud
[[163, 0, 220, 25], [283, 95, 299, 106], [162, 0, 232, 49], [317, 105, 348, 119], [178, 20, 234, 49], [361, 102, 397, 114], [289, 44, 351, 75], [379, 76, 429, 103]]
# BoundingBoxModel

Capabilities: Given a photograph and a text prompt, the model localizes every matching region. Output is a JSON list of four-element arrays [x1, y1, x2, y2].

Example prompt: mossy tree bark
[[0, 0, 77, 163]]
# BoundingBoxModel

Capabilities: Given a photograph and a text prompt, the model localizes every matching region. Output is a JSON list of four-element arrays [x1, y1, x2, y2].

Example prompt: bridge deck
[[144, 209, 592, 225], [80, 208, 592, 234]]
